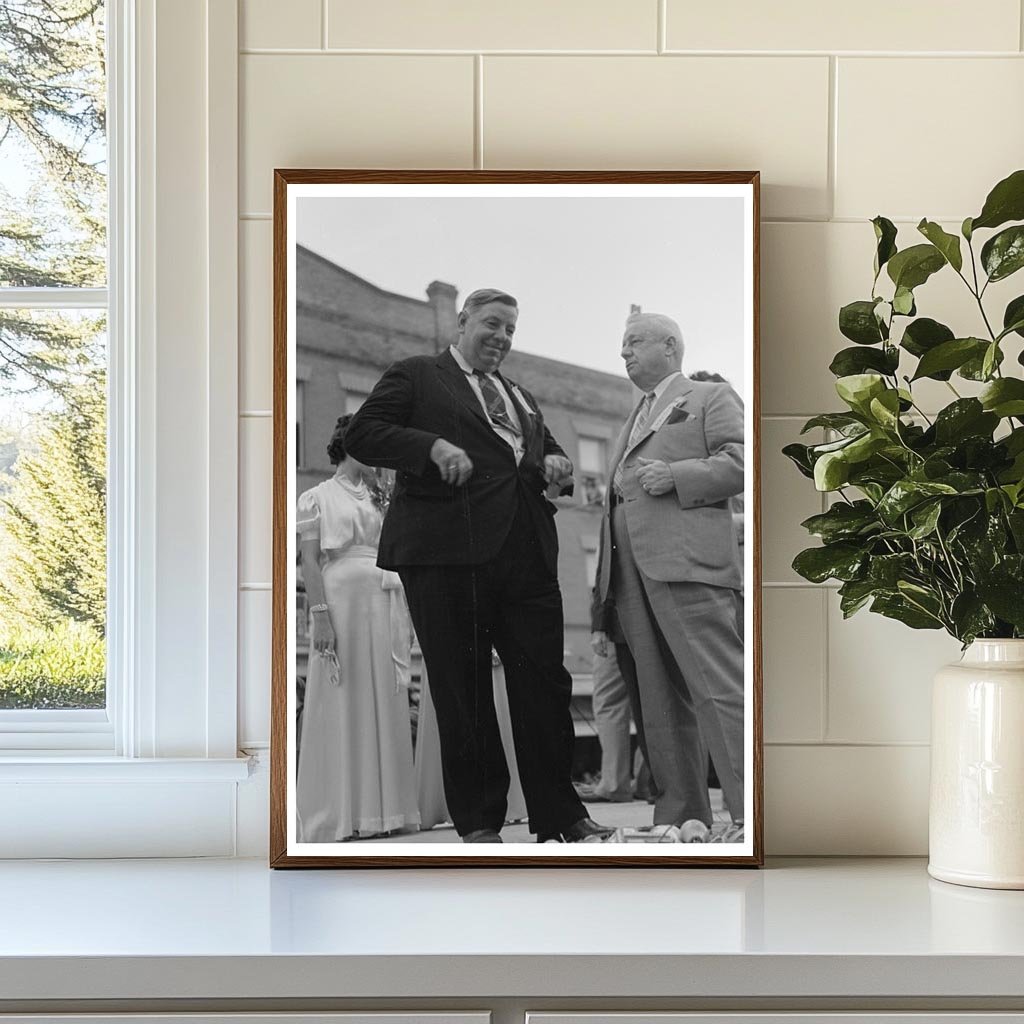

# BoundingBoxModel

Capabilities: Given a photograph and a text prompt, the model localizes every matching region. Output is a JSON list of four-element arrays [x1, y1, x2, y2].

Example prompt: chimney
[[427, 280, 459, 352]]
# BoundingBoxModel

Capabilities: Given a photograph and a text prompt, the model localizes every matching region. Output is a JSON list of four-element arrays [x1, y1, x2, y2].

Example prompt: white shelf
[[1, 857, 1023, 1003]]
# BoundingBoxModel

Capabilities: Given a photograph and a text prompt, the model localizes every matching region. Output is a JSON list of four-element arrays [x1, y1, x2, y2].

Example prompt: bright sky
[[297, 196, 747, 395]]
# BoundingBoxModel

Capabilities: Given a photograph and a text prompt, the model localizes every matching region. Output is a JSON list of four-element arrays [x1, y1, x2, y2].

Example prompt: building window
[[577, 435, 608, 505], [296, 380, 306, 468], [0, 1, 108, 714], [581, 536, 599, 589]]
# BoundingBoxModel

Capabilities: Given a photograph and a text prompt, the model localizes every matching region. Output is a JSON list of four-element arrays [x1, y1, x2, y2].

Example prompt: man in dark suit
[[345, 288, 612, 844], [592, 312, 746, 837]]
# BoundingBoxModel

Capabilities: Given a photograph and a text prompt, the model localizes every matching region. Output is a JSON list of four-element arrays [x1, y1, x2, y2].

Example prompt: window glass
[[0, 2, 108, 711], [578, 435, 606, 475], [0, 1, 107, 288]]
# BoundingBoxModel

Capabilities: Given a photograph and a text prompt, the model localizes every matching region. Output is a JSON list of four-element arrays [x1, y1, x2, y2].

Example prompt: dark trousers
[[399, 490, 586, 837]]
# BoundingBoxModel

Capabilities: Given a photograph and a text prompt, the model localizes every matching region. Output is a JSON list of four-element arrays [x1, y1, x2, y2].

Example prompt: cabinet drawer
[[528, 1017, 1024, 1024], [0, 1016, 490, 1024]]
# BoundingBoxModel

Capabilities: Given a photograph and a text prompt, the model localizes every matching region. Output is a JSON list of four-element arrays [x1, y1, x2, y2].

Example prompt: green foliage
[[0, 620, 104, 709], [0, 3, 108, 703], [0, 0, 106, 396], [787, 169, 1024, 644], [0, 371, 106, 632]]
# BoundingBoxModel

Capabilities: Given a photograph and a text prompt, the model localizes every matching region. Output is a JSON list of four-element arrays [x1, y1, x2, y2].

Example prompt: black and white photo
[[271, 171, 762, 866]]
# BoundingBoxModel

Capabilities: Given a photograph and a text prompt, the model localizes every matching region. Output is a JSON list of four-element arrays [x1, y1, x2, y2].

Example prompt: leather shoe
[[462, 828, 503, 843], [538, 817, 616, 843]]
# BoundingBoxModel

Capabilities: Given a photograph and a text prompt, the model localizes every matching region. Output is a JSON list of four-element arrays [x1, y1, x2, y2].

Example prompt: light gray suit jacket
[[597, 374, 744, 604]]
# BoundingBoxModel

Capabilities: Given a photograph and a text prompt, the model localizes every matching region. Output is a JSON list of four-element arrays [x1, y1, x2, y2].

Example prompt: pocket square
[[665, 407, 691, 425]]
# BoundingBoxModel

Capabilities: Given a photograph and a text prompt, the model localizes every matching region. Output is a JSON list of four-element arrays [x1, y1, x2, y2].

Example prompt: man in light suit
[[592, 312, 745, 831]]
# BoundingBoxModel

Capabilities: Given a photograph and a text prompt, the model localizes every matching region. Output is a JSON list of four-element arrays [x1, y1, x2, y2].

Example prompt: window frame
[[0, 3, 120, 750]]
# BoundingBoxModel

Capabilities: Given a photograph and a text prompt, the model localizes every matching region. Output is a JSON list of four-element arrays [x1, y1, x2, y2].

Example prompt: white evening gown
[[296, 475, 420, 842]]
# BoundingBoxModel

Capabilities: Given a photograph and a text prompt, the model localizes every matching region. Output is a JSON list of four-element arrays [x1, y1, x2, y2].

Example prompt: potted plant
[[785, 169, 1024, 889]]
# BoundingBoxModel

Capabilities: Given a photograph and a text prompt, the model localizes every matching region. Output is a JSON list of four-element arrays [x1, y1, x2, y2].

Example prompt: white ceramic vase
[[929, 639, 1024, 889]]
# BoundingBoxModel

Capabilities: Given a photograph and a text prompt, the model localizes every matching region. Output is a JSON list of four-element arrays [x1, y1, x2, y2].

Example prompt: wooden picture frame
[[271, 170, 762, 867]]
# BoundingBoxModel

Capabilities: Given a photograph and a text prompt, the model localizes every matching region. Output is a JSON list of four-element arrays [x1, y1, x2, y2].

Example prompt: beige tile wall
[[236, 0, 1024, 853]]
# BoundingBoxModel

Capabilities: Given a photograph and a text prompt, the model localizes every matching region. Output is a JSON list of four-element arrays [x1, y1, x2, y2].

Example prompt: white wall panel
[[240, 55, 475, 214], [483, 56, 831, 219], [240, 416, 272, 587], [766, 745, 930, 854], [328, 0, 657, 51], [836, 58, 1024, 220], [666, 0, 1021, 52], [240, 219, 273, 411], [242, 0, 322, 50]]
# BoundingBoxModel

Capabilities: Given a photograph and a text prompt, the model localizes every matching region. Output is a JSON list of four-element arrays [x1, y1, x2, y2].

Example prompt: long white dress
[[296, 475, 420, 842]]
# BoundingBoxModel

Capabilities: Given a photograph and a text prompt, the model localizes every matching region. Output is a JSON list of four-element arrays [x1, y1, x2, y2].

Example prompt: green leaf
[[792, 543, 866, 584], [959, 344, 1004, 381], [976, 579, 1024, 629], [836, 373, 886, 413], [887, 243, 946, 291], [800, 413, 865, 435], [829, 345, 899, 378], [962, 216, 974, 241], [871, 594, 944, 630], [950, 592, 996, 644], [868, 552, 915, 587], [979, 378, 1024, 418], [971, 168, 1024, 232], [814, 450, 851, 491], [900, 317, 954, 361], [782, 442, 815, 479], [981, 225, 1024, 283], [917, 219, 963, 272], [911, 338, 988, 381], [933, 399, 999, 445], [844, 432, 888, 467], [868, 389, 902, 430], [908, 500, 943, 540], [872, 216, 898, 277], [839, 300, 887, 345], [838, 578, 879, 618], [1003, 295, 1024, 339], [892, 286, 916, 316], [982, 341, 1001, 381], [800, 501, 879, 543], [877, 479, 958, 524]]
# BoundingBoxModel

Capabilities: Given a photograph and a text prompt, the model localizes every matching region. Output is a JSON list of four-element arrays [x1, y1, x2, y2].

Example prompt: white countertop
[[1, 857, 1023, 1002]]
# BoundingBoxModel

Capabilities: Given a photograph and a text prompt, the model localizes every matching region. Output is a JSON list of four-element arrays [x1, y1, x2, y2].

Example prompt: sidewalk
[[354, 790, 734, 844]]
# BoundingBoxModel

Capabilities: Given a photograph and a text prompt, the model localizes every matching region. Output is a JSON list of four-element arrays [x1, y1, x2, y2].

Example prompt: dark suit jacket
[[345, 349, 569, 571]]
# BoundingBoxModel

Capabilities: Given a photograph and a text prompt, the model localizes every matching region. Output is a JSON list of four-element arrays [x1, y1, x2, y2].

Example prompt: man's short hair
[[460, 288, 518, 316]]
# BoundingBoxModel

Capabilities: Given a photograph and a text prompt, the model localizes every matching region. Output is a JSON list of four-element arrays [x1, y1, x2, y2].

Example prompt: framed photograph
[[270, 170, 762, 867]]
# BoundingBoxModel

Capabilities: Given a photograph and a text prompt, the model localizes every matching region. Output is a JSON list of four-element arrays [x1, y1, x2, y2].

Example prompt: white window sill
[[0, 755, 252, 782]]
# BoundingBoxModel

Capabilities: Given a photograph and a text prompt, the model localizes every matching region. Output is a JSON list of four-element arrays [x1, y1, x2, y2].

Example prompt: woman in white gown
[[296, 416, 419, 842]]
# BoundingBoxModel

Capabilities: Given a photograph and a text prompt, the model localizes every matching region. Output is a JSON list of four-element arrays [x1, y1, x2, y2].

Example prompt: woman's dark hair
[[327, 414, 354, 466]]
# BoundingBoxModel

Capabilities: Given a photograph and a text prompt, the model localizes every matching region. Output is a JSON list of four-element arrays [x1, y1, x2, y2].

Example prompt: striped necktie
[[613, 391, 655, 495], [473, 370, 520, 435]]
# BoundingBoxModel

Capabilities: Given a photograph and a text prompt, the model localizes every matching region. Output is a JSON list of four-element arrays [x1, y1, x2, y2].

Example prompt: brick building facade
[[295, 245, 636, 676]]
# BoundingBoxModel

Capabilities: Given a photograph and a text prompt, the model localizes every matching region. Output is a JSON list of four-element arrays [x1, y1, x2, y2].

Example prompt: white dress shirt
[[449, 345, 525, 464]]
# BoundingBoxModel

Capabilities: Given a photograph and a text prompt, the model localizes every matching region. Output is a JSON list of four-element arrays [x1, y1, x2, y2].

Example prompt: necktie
[[473, 370, 520, 435], [613, 392, 655, 495]]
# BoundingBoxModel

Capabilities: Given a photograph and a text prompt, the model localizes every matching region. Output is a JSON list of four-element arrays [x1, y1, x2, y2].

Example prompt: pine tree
[[0, 0, 106, 396], [0, 367, 106, 633]]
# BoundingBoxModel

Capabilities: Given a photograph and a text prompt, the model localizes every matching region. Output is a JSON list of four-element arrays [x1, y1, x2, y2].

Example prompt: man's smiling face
[[456, 300, 518, 373]]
